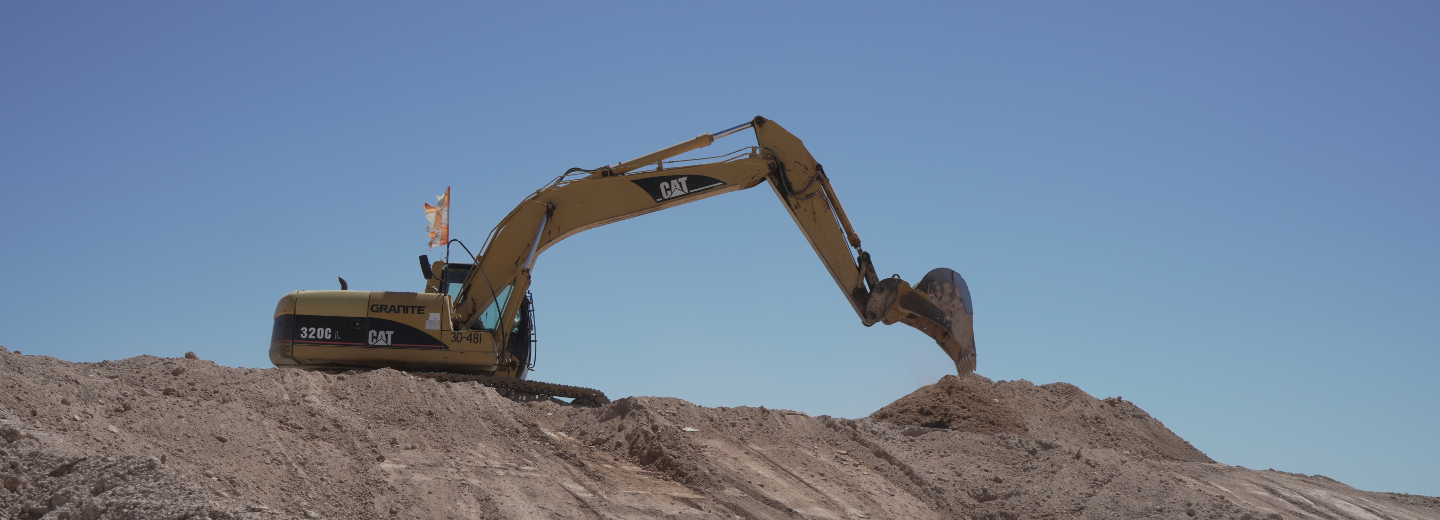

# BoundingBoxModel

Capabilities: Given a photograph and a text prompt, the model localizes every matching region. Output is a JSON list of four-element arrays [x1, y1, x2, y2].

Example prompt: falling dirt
[[0, 347, 1435, 519]]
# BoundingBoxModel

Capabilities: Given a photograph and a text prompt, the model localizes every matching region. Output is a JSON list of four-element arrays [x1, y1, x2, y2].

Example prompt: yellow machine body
[[271, 117, 976, 386], [271, 289, 530, 378]]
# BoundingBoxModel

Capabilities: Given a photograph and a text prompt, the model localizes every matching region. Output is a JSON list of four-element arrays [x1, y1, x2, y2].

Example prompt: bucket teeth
[[896, 268, 976, 374]]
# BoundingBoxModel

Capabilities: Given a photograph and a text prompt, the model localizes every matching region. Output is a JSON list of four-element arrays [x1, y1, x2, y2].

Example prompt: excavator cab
[[436, 262, 472, 300], [427, 258, 535, 378]]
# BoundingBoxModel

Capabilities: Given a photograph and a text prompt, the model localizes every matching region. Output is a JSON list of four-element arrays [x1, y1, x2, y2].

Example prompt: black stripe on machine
[[285, 315, 446, 349], [630, 174, 726, 202]]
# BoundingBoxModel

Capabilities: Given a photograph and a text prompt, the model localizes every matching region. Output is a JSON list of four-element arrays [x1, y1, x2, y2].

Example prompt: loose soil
[[0, 348, 1434, 519]]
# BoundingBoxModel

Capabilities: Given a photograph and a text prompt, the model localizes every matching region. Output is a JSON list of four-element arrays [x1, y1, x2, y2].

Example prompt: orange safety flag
[[424, 187, 450, 249]]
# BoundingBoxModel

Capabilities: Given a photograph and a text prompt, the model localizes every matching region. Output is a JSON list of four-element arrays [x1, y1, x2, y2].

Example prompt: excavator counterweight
[[270, 117, 977, 398]]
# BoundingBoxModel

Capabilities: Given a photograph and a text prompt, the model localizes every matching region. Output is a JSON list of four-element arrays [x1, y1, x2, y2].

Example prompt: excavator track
[[414, 372, 611, 406]]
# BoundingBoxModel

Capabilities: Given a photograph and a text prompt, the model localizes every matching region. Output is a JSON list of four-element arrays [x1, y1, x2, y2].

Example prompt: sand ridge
[[0, 348, 1435, 519]]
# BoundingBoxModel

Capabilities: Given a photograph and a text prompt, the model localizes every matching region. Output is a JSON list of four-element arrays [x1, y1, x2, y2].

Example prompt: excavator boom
[[758, 118, 975, 373]]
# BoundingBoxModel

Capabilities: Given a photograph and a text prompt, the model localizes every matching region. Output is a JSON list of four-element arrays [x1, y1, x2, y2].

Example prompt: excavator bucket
[[895, 268, 976, 374]]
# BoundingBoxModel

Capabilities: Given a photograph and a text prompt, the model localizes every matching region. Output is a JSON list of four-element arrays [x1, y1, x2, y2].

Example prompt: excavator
[[269, 117, 975, 404]]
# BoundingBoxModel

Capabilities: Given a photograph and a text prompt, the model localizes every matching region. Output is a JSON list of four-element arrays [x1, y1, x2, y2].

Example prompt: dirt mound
[[999, 379, 1215, 463], [870, 374, 1029, 435], [0, 432, 254, 520], [1, 347, 1435, 519], [871, 374, 1211, 464]]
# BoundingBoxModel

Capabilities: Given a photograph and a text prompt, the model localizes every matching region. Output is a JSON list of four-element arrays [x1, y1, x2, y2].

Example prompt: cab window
[[477, 285, 513, 331], [441, 263, 472, 300]]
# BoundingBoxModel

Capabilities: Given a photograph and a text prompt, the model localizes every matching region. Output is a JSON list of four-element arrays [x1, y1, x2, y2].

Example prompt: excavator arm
[[451, 117, 976, 374]]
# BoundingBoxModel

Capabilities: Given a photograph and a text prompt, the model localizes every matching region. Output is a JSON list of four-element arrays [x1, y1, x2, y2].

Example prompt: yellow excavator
[[270, 117, 974, 404]]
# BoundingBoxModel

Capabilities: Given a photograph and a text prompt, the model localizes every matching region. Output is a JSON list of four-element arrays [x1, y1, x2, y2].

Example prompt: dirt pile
[[872, 374, 1212, 464], [870, 374, 1028, 435], [0, 347, 1436, 519]]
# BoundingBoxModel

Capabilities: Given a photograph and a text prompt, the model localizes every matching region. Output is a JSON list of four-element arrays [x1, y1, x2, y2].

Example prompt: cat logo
[[631, 174, 726, 203], [658, 177, 690, 200], [368, 330, 394, 346]]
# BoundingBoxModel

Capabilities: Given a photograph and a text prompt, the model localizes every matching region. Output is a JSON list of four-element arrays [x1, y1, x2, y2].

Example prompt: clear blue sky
[[3, 2, 1437, 496]]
